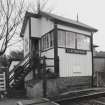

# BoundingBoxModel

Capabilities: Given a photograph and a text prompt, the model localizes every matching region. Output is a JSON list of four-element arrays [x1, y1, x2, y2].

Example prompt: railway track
[[68, 97, 105, 105], [55, 97, 105, 105], [49, 88, 105, 105]]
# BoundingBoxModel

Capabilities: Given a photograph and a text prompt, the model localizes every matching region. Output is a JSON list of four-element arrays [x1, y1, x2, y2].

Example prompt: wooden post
[[91, 32, 94, 87], [42, 56, 47, 97], [56, 56, 59, 76], [54, 23, 59, 76], [96, 71, 98, 87], [5, 67, 9, 94]]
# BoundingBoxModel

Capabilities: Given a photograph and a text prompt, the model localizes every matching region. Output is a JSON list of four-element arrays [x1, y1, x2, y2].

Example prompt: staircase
[[8, 54, 56, 98], [8, 54, 31, 97]]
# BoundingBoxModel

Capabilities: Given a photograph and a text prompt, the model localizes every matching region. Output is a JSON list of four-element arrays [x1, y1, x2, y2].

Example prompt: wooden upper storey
[[20, 11, 97, 38]]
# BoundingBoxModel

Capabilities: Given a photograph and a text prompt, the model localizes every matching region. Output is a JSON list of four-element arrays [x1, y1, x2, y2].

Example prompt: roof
[[40, 11, 98, 32], [20, 11, 98, 37]]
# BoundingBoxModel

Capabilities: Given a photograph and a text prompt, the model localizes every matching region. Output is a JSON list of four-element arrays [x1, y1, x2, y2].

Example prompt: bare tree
[[0, 0, 27, 56], [29, 0, 53, 14], [0, 0, 54, 56]]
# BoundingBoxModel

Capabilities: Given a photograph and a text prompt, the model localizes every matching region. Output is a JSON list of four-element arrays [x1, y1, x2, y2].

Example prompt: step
[[22, 70, 27, 73], [11, 80, 24, 87], [16, 76, 23, 80], [8, 89, 26, 98], [11, 83, 25, 89], [19, 73, 25, 77], [15, 79, 20, 82]]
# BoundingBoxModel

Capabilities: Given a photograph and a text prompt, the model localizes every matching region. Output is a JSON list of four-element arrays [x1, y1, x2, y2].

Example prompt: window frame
[[57, 29, 91, 51], [40, 29, 91, 52], [58, 30, 66, 48], [40, 30, 54, 52], [76, 33, 91, 50]]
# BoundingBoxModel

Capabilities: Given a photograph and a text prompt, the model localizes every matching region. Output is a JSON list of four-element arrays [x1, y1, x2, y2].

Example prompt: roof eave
[[53, 19, 98, 33], [40, 11, 98, 33], [20, 11, 98, 37]]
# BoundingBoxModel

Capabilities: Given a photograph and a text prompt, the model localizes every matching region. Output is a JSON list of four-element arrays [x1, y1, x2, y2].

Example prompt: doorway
[[31, 38, 40, 56], [31, 38, 41, 79]]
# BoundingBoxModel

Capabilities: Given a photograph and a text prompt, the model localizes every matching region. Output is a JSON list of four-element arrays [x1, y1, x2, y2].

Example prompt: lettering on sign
[[65, 48, 87, 54]]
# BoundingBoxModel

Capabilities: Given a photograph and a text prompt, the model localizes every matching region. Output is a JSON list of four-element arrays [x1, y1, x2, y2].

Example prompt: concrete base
[[25, 76, 92, 98]]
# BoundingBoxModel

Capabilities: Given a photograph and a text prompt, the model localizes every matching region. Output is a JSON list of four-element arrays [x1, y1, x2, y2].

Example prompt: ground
[[0, 98, 21, 105], [0, 98, 57, 105]]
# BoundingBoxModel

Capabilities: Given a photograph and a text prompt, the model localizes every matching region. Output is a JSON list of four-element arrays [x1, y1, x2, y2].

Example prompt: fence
[[0, 67, 7, 94], [93, 56, 105, 87]]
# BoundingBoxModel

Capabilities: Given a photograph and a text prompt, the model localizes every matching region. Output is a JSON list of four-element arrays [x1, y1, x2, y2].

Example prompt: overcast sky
[[5, 0, 105, 54], [47, 0, 105, 51]]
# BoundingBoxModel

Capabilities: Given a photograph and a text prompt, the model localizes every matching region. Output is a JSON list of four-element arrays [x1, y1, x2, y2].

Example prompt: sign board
[[66, 48, 87, 54]]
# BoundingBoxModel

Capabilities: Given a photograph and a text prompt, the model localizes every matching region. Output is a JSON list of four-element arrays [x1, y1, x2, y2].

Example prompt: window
[[66, 32, 76, 48], [58, 30, 90, 50], [44, 34, 47, 49], [58, 30, 66, 47], [41, 37, 44, 51], [40, 31, 54, 51], [47, 33, 50, 48], [43, 36, 46, 50], [50, 31, 54, 48], [77, 34, 90, 50], [40, 38, 42, 51], [40, 29, 91, 51]]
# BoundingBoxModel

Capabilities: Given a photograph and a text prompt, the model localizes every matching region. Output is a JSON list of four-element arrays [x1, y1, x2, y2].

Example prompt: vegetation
[[0, 0, 53, 56], [9, 50, 24, 60], [0, 0, 28, 56], [0, 54, 8, 67]]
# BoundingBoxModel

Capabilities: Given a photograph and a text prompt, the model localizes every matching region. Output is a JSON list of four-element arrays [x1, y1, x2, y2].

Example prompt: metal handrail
[[9, 66, 30, 84], [9, 55, 55, 88], [9, 54, 30, 85], [9, 54, 30, 76], [9, 59, 30, 81]]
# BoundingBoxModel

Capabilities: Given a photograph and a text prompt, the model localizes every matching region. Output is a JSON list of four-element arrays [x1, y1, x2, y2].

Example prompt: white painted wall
[[24, 20, 30, 57], [41, 49, 54, 58], [57, 24, 92, 77], [57, 24, 91, 36], [58, 48, 92, 77], [41, 49, 54, 72], [31, 17, 54, 37], [31, 18, 40, 38]]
